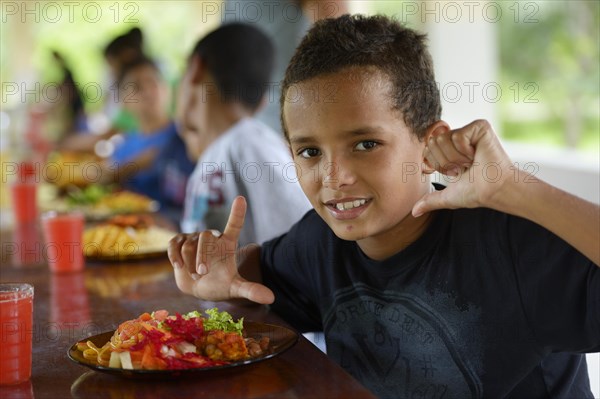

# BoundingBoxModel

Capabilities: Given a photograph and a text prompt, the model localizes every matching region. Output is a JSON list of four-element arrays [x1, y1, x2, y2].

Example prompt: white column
[[423, 0, 499, 131]]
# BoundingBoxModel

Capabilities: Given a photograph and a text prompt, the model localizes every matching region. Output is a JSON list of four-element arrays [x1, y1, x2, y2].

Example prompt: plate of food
[[83, 214, 175, 261], [69, 185, 159, 220], [43, 184, 159, 221], [45, 151, 103, 189], [68, 309, 299, 378]]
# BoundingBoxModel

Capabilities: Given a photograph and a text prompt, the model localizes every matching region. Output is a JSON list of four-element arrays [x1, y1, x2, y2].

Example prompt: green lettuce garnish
[[183, 310, 201, 320], [202, 308, 244, 335]]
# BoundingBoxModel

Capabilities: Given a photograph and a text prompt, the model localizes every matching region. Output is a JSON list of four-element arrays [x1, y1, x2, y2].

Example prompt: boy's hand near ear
[[169, 196, 276, 304], [413, 119, 513, 216], [413, 119, 599, 266]]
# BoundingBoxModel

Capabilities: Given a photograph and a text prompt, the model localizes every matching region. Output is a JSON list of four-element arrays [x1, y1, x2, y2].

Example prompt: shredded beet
[[164, 313, 205, 342]]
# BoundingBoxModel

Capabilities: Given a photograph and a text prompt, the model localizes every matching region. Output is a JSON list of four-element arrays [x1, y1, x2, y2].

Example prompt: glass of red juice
[[41, 212, 85, 273], [10, 182, 37, 224], [0, 283, 34, 385]]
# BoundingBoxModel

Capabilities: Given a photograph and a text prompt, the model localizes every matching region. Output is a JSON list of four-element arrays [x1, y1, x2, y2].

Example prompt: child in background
[[51, 51, 88, 137], [109, 56, 194, 223], [58, 27, 144, 153], [103, 27, 145, 132], [169, 15, 600, 398], [177, 23, 311, 246]]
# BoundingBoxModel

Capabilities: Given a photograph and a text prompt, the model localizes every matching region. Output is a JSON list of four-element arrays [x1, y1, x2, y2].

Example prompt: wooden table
[[0, 225, 376, 399]]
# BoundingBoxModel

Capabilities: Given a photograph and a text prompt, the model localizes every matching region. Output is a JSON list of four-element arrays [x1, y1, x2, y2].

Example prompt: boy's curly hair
[[281, 14, 441, 140]]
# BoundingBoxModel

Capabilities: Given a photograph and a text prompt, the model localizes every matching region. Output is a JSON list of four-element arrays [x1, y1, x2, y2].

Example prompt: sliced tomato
[[152, 310, 169, 321], [138, 312, 152, 322]]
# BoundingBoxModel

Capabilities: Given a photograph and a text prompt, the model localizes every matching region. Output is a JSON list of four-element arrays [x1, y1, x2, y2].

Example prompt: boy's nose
[[322, 159, 356, 190]]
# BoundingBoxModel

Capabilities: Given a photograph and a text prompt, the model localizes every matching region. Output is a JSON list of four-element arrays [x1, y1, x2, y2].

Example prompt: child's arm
[[412, 119, 600, 266], [168, 196, 275, 303]]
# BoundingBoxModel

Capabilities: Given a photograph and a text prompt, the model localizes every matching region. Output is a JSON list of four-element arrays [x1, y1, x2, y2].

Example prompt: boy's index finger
[[223, 196, 247, 241]]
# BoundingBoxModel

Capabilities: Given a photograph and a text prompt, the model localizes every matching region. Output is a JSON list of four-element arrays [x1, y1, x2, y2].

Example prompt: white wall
[[503, 142, 600, 205], [426, 4, 499, 130]]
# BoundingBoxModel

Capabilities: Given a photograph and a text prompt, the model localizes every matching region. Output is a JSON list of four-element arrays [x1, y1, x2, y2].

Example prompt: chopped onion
[[119, 351, 133, 370], [109, 351, 121, 368]]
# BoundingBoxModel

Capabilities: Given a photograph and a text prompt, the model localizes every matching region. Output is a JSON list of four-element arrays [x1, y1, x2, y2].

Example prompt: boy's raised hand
[[413, 119, 515, 217], [413, 119, 600, 266], [168, 196, 275, 304]]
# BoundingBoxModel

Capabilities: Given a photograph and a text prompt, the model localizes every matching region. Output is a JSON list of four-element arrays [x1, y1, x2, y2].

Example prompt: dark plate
[[67, 321, 299, 378]]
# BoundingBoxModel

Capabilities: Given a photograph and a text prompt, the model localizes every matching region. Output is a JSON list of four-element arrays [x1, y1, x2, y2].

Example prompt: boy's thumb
[[232, 278, 275, 305], [412, 192, 444, 217]]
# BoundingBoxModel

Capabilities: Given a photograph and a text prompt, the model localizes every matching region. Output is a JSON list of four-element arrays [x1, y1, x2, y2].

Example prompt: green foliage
[[499, 1, 600, 149], [502, 117, 600, 152]]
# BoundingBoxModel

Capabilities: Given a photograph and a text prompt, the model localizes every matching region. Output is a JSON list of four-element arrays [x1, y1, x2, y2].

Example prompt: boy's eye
[[298, 148, 321, 159], [355, 141, 378, 151]]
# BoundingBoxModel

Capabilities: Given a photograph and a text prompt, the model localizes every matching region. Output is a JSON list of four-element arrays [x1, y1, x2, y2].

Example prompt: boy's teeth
[[335, 199, 366, 211]]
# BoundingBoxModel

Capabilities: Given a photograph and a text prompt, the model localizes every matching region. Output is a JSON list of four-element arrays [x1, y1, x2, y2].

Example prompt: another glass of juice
[[10, 181, 38, 224], [41, 211, 85, 273], [0, 283, 34, 385]]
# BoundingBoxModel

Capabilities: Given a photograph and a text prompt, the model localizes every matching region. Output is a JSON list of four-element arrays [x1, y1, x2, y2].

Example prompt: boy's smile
[[326, 198, 370, 220], [284, 66, 434, 260]]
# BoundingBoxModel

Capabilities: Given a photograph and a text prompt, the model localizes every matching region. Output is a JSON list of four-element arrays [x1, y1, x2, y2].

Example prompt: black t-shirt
[[260, 207, 599, 398]]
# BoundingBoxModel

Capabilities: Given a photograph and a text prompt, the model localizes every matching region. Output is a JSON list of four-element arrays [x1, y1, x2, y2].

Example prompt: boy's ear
[[423, 120, 451, 142], [188, 55, 206, 85]]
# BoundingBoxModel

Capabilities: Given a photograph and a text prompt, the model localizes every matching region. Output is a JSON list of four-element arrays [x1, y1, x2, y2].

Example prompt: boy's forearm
[[491, 170, 600, 266]]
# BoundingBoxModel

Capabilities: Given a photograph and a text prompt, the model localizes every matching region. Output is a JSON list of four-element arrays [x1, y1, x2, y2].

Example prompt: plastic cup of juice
[[17, 162, 36, 182], [41, 211, 85, 273], [0, 283, 34, 385], [10, 182, 37, 224]]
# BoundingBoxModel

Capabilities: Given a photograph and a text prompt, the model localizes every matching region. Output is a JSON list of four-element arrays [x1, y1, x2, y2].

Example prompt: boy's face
[[176, 59, 206, 161], [120, 64, 168, 122], [284, 67, 431, 249]]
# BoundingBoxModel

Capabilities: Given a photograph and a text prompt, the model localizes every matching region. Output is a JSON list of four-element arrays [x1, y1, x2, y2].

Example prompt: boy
[[169, 15, 599, 398], [177, 23, 311, 246]]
